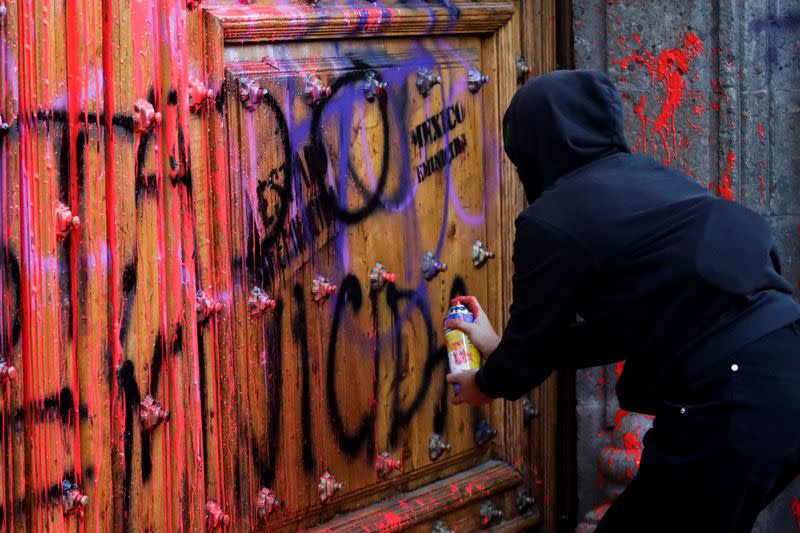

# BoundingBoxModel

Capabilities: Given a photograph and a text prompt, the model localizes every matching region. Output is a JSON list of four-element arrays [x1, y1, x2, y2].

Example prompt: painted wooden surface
[[0, 0, 555, 530]]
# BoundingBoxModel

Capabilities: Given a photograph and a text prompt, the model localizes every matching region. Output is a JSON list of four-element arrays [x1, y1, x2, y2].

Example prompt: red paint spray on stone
[[718, 151, 736, 201], [614, 32, 704, 164]]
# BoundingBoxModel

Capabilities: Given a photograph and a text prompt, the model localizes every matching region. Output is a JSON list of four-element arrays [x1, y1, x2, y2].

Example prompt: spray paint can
[[444, 304, 481, 393]]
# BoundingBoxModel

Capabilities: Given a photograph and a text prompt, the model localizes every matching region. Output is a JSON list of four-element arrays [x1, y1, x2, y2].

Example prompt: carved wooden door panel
[[192, 3, 541, 530]]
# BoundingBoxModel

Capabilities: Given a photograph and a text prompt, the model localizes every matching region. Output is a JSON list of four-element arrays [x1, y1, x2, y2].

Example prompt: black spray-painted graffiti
[[1, 49, 485, 528]]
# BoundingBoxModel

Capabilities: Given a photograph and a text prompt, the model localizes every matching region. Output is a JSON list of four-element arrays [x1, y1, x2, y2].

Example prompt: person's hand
[[445, 296, 501, 355], [446, 369, 492, 406]]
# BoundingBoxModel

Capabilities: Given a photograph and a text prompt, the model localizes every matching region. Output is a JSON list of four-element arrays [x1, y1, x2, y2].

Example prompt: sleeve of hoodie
[[474, 212, 603, 400]]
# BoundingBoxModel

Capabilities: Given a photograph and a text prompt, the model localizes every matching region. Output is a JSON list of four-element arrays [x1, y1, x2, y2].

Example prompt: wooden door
[[191, 3, 545, 530], [0, 0, 556, 530]]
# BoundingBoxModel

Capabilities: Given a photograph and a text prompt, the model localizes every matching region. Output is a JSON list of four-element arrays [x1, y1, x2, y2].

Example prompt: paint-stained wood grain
[[1, 0, 556, 530]]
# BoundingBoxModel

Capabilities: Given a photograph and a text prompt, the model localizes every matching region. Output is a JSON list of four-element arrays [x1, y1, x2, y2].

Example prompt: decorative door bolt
[[0, 357, 15, 385], [62, 480, 89, 517], [318, 471, 342, 503], [428, 433, 451, 461], [240, 79, 268, 111], [420, 251, 447, 281], [479, 500, 503, 525], [416, 68, 441, 97], [516, 487, 535, 512], [516, 56, 532, 81], [188, 76, 214, 112], [303, 75, 331, 107], [370, 262, 396, 291], [375, 451, 401, 479], [248, 287, 277, 318], [363, 71, 387, 102], [196, 290, 222, 321], [0, 115, 10, 136], [311, 275, 337, 304], [467, 69, 490, 94], [474, 419, 497, 446], [256, 487, 283, 520], [206, 500, 230, 529], [522, 398, 539, 424], [432, 520, 454, 533], [139, 395, 170, 431], [56, 202, 81, 241], [471, 240, 494, 268], [133, 99, 161, 133]]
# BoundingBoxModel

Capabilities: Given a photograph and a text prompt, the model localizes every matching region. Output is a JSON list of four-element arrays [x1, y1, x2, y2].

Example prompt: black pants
[[595, 321, 800, 533]]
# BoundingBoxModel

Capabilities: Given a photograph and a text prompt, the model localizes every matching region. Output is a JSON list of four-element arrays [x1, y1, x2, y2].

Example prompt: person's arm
[[474, 213, 593, 400]]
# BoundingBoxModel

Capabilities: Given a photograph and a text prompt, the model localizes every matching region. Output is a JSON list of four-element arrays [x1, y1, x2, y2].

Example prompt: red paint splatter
[[615, 409, 629, 428], [693, 105, 705, 118], [619, 34, 626, 45], [614, 32, 705, 163], [711, 79, 730, 105], [633, 95, 648, 153], [623, 431, 641, 450], [719, 151, 736, 201], [791, 497, 800, 529], [757, 122, 765, 137], [759, 175, 766, 198], [380, 511, 404, 530]]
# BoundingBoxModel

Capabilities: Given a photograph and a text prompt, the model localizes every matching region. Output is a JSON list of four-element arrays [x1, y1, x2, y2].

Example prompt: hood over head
[[502, 69, 630, 203]]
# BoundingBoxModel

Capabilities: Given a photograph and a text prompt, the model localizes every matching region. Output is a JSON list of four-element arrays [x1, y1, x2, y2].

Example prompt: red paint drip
[[759, 176, 766, 198], [757, 122, 765, 137]]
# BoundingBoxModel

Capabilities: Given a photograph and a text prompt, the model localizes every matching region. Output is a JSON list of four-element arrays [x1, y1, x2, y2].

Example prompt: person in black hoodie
[[445, 69, 800, 532]]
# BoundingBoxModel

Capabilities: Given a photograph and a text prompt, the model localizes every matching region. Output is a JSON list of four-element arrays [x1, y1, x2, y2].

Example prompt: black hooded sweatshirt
[[475, 70, 800, 414]]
